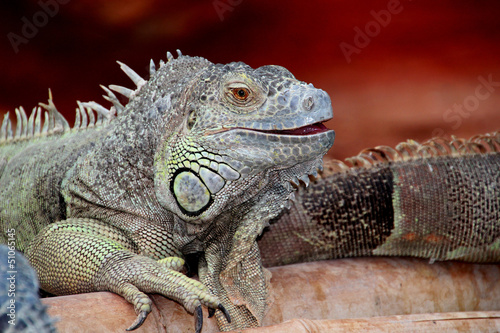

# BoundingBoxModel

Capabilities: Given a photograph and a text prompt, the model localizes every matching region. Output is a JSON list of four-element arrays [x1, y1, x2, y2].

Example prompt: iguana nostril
[[303, 95, 315, 111]]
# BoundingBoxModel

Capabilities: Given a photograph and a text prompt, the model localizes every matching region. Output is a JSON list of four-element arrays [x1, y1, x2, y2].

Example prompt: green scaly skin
[[260, 132, 500, 267], [0, 51, 334, 331]]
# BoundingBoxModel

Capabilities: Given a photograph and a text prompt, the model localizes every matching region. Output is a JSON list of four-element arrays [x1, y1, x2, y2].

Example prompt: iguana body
[[0, 51, 334, 331], [261, 133, 500, 266]]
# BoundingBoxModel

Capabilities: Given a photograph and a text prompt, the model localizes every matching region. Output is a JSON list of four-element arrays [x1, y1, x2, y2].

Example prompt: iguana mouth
[[209, 122, 331, 136], [230, 121, 331, 137], [257, 122, 330, 136]]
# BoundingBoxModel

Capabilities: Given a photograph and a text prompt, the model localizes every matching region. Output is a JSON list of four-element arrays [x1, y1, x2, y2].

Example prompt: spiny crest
[[147, 49, 212, 96], [0, 90, 115, 144], [322, 131, 500, 175], [0, 50, 187, 144]]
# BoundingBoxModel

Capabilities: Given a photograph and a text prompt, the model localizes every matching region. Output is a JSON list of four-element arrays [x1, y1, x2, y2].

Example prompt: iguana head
[[153, 55, 335, 223]]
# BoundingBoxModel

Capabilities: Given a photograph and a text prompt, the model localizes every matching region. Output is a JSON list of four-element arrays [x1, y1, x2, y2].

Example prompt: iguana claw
[[207, 304, 231, 321], [126, 311, 147, 331], [218, 304, 231, 323], [195, 305, 203, 333], [125, 304, 230, 332], [196, 304, 231, 333]]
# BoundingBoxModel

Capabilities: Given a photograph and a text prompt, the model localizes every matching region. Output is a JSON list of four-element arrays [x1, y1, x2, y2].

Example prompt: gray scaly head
[[154, 60, 335, 222]]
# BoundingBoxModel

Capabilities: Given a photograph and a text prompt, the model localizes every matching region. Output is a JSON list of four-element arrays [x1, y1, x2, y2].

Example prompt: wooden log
[[42, 258, 500, 332], [240, 312, 500, 332]]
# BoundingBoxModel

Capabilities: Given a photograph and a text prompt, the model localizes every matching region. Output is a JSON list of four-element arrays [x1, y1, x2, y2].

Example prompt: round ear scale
[[171, 168, 213, 216]]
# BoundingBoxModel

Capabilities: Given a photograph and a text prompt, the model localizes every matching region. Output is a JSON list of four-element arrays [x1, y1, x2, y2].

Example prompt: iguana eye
[[231, 88, 250, 101], [224, 81, 261, 111]]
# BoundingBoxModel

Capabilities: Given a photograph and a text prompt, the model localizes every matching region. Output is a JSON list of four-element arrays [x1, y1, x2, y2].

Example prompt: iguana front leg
[[26, 218, 230, 331], [200, 240, 271, 331], [197, 180, 291, 331]]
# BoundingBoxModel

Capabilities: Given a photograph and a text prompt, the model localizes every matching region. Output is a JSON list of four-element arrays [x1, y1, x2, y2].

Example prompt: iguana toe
[[120, 284, 152, 330], [157, 256, 185, 272]]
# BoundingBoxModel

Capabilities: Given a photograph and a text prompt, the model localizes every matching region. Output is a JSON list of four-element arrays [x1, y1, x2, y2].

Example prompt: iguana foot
[[125, 296, 231, 332], [97, 251, 230, 331], [27, 219, 230, 331], [125, 296, 230, 332]]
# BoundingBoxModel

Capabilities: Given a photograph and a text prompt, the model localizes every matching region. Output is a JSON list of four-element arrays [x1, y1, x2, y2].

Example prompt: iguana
[[1, 51, 499, 332], [0, 51, 335, 332]]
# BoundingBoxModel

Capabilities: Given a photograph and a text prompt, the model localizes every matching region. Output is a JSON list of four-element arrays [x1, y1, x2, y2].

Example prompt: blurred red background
[[1, 0, 499, 159]]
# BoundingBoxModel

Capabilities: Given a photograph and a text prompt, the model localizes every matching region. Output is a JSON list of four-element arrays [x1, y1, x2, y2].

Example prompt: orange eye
[[231, 87, 250, 100]]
